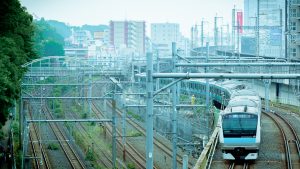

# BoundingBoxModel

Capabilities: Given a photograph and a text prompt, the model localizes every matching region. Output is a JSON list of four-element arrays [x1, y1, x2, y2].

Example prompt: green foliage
[[80, 24, 108, 34], [127, 162, 136, 169], [43, 40, 64, 56], [0, 130, 4, 140], [85, 149, 95, 161], [12, 121, 19, 138], [53, 99, 63, 117], [47, 143, 59, 150], [128, 131, 142, 137], [81, 113, 87, 119], [127, 111, 143, 122], [0, 0, 36, 125], [33, 18, 65, 57], [180, 95, 189, 102], [47, 20, 72, 38]]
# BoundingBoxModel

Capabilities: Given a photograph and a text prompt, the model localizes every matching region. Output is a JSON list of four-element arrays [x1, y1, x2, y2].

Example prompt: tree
[[34, 18, 65, 56], [43, 40, 64, 56], [0, 0, 36, 125], [47, 20, 72, 38]]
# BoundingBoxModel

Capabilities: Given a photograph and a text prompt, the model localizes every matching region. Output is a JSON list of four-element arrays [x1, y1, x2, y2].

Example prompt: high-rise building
[[109, 20, 145, 56], [244, 0, 258, 27], [243, 0, 285, 58], [151, 23, 188, 56], [289, 1, 300, 59]]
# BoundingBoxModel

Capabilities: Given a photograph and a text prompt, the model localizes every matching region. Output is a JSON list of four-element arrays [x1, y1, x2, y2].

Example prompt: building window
[[291, 22, 296, 31], [291, 48, 297, 57], [290, 9, 297, 17], [291, 35, 295, 43]]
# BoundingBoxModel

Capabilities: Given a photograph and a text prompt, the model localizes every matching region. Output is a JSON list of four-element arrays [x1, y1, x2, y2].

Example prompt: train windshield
[[222, 113, 258, 137]]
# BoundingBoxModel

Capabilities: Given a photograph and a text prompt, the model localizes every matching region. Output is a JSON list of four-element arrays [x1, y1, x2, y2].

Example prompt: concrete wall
[[244, 80, 300, 106]]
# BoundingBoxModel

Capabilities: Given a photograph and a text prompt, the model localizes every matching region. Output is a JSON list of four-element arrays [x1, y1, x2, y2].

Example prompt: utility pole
[[205, 42, 210, 142], [227, 24, 230, 47], [88, 74, 92, 118], [201, 19, 204, 47], [280, 9, 283, 58], [221, 26, 223, 47], [171, 42, 178, 169], [214, 16, 218, 47], [146, 53, 154, 169], [237, 15, 240, 59], [232, 6, 236, 55], [112, 92, 117, 168], [284, 0, 288, 60], [257, 0, 260, 58]]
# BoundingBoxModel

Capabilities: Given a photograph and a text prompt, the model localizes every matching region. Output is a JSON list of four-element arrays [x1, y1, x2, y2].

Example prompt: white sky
[[20, 0, 243, 37]]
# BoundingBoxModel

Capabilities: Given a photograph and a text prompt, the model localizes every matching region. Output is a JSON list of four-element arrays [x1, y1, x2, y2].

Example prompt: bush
[[81, 113, 87, 119], [128, 111, 143, 122], [85, 149, 95, 161], [127, 162, 136, 169], [0, 131, 4, 140], [128, 131, 142, 137], [47, 143, 59, 150]]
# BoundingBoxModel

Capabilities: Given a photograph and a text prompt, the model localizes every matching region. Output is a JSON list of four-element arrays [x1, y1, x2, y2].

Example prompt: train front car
[[219, 92, 261, 160]]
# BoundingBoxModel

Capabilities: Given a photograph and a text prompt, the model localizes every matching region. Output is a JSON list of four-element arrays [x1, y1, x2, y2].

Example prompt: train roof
[[223, 98, 260, 114], [227, 98, 258, 107], [231, 89, 258, 97], [187, 78, 216, 83]]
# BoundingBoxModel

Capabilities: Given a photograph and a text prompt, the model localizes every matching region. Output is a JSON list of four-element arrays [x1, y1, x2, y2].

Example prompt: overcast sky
[[20, 0, 243, 37]]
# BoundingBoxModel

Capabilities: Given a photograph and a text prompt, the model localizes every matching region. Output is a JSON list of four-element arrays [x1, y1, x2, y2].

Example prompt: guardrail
[[193, 126, 219, 169]]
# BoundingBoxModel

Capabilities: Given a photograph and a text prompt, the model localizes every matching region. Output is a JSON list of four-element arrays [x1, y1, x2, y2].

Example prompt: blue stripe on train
[[224, 138, 256, 144]]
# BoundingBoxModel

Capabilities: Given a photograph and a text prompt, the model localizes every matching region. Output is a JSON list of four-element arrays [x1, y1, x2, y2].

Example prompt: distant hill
[[38, 19, 109, 38], [47, 20, 72, 38], [80, 24, 109, 34]]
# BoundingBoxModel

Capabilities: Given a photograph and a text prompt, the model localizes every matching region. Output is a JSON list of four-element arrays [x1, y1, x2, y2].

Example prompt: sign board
[[237, 12, 243, 33]]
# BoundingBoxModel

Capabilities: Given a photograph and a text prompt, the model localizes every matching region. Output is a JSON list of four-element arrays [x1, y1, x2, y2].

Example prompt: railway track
[[67, 109, 114, 168], [104, 100, 194, 168], [228, 162, 249, 169], [263, 111, 300, 169], [91, 102, 153, 169], [28, 105, 51, 169], [43, 106, 86, 169]]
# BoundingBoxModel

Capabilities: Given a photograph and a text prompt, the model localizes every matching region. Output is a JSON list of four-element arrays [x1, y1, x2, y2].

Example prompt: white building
[[70, 29, 92, 47], [93, 29, 110, 45], [151, 23, 189, 56], [109, 20, 146, 56]]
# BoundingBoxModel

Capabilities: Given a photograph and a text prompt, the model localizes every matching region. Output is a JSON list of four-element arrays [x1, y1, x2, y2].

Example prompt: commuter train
[[218, 88, 261, 160], [160, 78, 262, 160]]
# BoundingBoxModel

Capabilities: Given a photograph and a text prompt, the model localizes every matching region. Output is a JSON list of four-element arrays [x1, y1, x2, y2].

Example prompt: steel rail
[[176, 62, 300, 67], [91, 103, 150, 169], [228, 162, 235, 169], [152, 73, 300, 79], [263, 112, 292, 169], [43, 106, 86, 169], [68, 111, 113, 168], [105, 100, 195, 168], [28, 103, 51, 169], [275, 112, 300, 158]]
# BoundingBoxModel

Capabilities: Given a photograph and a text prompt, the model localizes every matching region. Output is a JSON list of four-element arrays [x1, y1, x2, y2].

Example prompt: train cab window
[[222, 113, 258, 137]]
